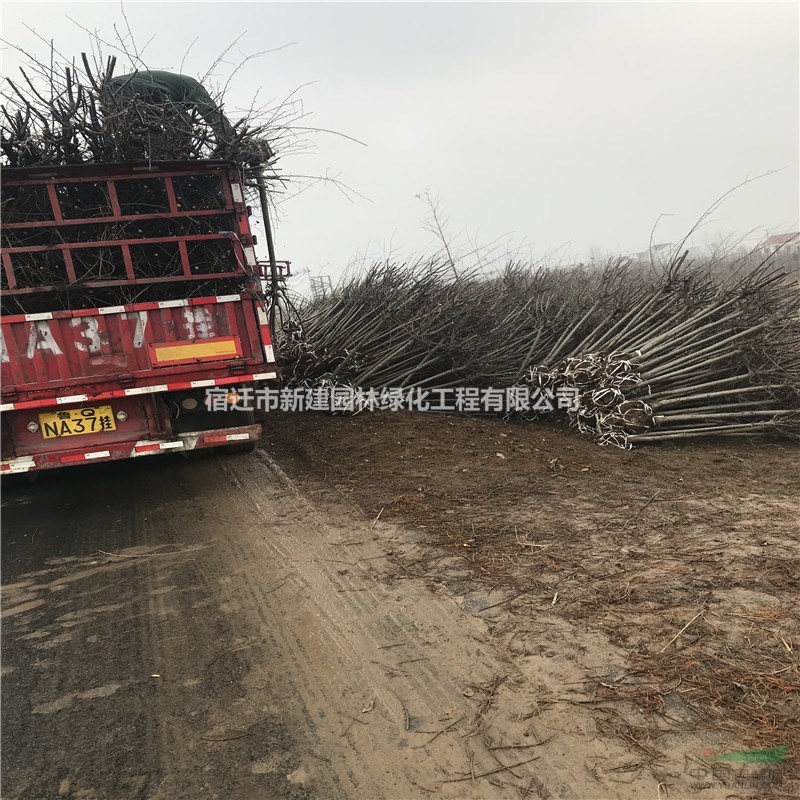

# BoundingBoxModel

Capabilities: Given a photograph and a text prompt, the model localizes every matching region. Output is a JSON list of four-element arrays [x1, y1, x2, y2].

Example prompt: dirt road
[[0, 449, 616, 800], [2, 420, 797, 799]]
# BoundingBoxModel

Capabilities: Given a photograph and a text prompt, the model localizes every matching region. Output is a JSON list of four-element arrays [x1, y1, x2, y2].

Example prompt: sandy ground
[[2, 413, 798, 799]]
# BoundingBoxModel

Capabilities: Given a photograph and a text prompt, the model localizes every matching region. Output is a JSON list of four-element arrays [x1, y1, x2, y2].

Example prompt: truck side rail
[[2, 162, 258, 303]]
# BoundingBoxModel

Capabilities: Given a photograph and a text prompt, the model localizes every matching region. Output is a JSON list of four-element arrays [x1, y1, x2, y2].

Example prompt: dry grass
[[267, 410, 800, 767]]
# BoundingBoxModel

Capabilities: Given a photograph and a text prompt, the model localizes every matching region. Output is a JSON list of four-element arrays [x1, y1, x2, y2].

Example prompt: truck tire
[[223, 408, 257, 454], [174, 405, 257, 456], [174, 406, 255, 434], [223, 439, 257, 455]]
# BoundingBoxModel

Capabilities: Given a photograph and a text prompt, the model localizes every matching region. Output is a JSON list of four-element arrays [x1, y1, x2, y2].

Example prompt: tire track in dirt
[[202, 448, 657, 799], [1, 460, 314, 800], [3, 448, 663, 799]]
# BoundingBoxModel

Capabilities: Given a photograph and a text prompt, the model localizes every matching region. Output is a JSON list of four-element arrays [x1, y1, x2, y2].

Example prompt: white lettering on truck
[[183, 307, 215, 340], [14, 308, 223, 359], [122, 312, 148, 349], [70, 317, 103, 353], [26, 321, 63, 358]]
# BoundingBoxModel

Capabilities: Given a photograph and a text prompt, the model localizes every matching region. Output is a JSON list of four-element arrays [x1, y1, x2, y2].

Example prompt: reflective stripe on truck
[[0, 372, 277, 412], [0, 424, 263, 473]]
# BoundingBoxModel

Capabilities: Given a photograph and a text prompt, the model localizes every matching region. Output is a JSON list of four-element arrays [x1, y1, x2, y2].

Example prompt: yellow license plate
[[39, 405, 117, 439]]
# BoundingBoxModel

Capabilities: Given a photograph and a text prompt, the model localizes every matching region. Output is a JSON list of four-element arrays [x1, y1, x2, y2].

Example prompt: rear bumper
[[0, 424, 261, 474]]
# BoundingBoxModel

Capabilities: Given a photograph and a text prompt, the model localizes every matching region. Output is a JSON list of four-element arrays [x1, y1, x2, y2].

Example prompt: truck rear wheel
[[170, 392, 256, 457], [223, 408, 258, 453], [174, 406, 254, 432], [223, 439, 256, 455]]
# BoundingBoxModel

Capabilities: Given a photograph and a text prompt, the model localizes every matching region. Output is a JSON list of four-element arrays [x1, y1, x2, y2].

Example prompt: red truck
[[1, 160, 283, 474]]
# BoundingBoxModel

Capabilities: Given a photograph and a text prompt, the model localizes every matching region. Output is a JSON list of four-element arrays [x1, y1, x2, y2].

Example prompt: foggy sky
[[3, 2, 798, 291]]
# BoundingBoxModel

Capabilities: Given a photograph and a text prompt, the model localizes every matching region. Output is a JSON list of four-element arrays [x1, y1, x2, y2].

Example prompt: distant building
[[625, 243, 674, 264], [758, 232, 800, 257]]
